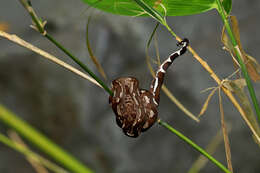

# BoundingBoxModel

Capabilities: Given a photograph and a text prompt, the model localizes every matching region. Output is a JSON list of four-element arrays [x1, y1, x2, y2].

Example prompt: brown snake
[[109, 39, 189, 137]]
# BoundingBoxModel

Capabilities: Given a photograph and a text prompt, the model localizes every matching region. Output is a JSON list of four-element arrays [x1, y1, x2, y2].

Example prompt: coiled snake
[[109, 39, 189, 137]]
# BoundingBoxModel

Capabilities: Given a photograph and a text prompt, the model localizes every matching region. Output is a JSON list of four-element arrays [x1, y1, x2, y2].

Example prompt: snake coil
[[109, 39, 189, 137]]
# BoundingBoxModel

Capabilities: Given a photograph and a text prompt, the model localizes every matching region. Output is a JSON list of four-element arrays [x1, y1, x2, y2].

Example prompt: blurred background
[[0, 0, 260, 172]]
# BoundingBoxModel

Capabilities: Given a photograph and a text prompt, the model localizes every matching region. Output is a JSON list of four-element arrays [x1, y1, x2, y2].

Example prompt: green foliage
[[222, 0, 232, 14], [0, 105, 93, 173], [82, 0, 232, 16]]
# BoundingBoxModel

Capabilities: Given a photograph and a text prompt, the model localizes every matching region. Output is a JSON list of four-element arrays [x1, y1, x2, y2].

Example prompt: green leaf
[[133, 0, 165, 24], [163, 0, 217, 16], [222, 0, 232, 14], [82, 0, 218, 16]]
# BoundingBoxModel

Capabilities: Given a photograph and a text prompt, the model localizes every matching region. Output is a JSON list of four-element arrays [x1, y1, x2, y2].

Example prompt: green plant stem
[[18, 0, 113, 96], [158, 120, 231, 173], [0, 133, 68, 173], [19, 0, 45, 34], [45, 34, 113, 96], [0, 105, 93, 173], [216, 0, 260, 122], [164, 23, 177, 38]]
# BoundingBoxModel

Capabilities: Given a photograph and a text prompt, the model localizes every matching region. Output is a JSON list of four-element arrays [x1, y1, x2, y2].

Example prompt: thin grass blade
[[0, 105, 93, 173], [86, 16, 107, 80], [218, 90, 233, 172], [198, 87, 218, 117], [227, 80, 260, 139], [188, 128, 224, 173], [158, 120, 231, 173]]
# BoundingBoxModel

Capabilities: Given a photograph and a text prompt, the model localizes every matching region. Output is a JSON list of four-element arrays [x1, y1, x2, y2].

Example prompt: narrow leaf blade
[[86, 17, 107, 79]]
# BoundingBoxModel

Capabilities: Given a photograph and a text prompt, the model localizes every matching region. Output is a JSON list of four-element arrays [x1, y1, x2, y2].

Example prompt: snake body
[[109, 39, 189, 137]]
